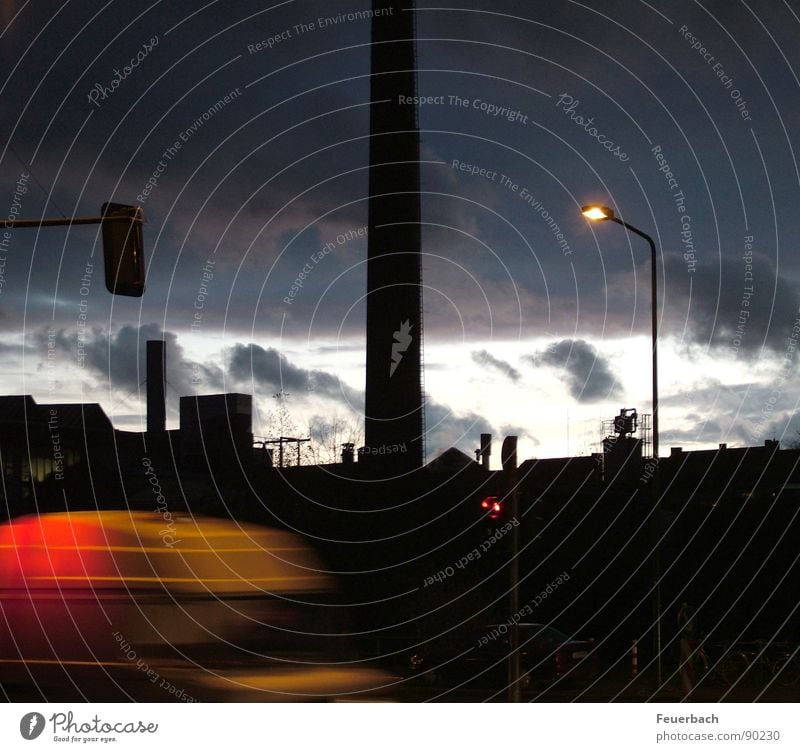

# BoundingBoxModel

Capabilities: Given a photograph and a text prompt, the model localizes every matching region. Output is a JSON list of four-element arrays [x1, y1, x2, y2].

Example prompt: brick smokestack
[[364, 0, 424, 473]]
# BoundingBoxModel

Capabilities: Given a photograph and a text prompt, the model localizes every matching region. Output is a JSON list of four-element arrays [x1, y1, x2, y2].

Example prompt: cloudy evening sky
[[2, 0, 800, 463]]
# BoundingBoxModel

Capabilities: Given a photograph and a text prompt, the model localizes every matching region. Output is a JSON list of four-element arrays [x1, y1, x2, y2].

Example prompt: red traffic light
[[480, 496, 503, 520]]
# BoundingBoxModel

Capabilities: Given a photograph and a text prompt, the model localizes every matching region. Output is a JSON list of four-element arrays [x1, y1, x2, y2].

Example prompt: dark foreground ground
[[398, 665, 800, 702]]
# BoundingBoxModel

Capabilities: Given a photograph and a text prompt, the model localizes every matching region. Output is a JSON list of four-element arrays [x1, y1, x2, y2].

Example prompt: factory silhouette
[[1, 0, 798, 683]]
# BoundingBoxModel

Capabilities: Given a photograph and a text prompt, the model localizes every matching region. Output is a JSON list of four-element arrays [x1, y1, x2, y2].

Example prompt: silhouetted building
[[179, 393, 253, 472], [0, 396, 120, 517]]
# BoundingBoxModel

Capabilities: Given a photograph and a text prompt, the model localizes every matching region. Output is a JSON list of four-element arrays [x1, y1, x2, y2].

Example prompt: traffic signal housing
[[102, 203, 145, 296]]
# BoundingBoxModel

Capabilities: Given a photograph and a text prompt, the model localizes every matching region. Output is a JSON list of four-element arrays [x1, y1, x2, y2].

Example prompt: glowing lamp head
[[581, 205, 614, 221], [480, 496, 504, 520]]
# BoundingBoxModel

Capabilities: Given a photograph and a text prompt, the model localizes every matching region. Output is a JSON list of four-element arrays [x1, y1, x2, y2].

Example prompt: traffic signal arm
[[3, 203, 145, 297]]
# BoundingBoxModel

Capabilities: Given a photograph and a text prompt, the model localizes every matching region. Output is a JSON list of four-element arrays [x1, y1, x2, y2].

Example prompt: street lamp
[[581, 204, 662, 688], [581, 206, 658, 460]]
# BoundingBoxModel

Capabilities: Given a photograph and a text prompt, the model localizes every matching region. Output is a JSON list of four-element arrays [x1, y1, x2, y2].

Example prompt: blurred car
[[0, 511, 394, 701], [408, 623, 598, 694]]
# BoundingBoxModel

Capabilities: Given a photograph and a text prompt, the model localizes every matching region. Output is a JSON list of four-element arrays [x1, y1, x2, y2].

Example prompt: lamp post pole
[[581, 205, 662, 688], [607, 216, 658, 461]]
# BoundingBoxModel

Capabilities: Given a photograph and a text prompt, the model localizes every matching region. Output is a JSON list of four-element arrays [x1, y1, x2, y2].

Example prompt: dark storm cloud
[[659, 381, 799, 449], [661, 252, 800, 357], [37, 323, 223, 396], [500, 424, 539, 449], [228, 343, 362, 406], [661, 421, 724, 446], [425, 397, 493, 457], [766, 412, 800, 449], [470, 349, 521, 382], [0, 338, 26, 354], [526, 338, 620, 403], [425, 398, 537, 456]]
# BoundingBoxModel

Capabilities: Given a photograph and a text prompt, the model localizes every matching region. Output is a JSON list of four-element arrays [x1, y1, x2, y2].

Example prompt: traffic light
[[102, 203, 145, 296], [3, 202, 146, 297], [480, 496, 504, 520]]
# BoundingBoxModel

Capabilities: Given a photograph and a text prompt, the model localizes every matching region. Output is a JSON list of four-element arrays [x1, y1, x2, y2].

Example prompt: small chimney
[[341, 443, 355, 464], [146, 340, 166, 433], [479, 433, 491, 470], [501, 435, 518, 472]]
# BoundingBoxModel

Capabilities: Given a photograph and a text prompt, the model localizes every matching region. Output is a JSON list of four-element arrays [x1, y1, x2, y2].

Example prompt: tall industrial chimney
[[146, 339, 166, 433], [364, 0, 425, 472]]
